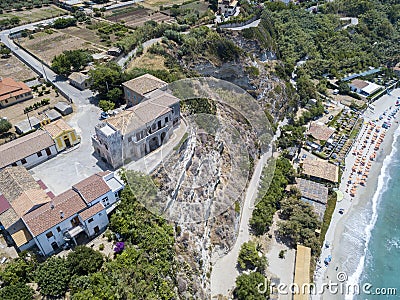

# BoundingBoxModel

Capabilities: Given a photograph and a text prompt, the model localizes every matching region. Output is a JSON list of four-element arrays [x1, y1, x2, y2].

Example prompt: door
[[94, 226, 100, 234], [64, 135, 71, 148], [51, 242, 59, 251], [70, 216, 80, 227], [45, 147, 52, 156]]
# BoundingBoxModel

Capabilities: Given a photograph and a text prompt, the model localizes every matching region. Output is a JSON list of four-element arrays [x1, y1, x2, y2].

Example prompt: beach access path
[[313, 89, 400, 300]]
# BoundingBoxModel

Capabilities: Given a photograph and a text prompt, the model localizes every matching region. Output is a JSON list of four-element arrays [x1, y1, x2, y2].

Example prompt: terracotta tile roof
[[0, 167, 51, 227], [350, 79, 369, 89], [302, 159, 339, 183], [0, 167, 41, 203], [23, 189, 87, 236], [0, 130, 55, 169], [0, 208, 19, 229], [306, 122, 335, 141], [72, 173, 110, 203], [122, 74, 166, 96], [79, 202, 105, 220], [43, 119, 73, 138], [11, 189, 49, 217], [105, 91, 178, 134], [0, 77, 31, 102]]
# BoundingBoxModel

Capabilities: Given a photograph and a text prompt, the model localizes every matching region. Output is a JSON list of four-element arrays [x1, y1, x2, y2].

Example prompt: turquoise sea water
[[355, 131, 400, 299]]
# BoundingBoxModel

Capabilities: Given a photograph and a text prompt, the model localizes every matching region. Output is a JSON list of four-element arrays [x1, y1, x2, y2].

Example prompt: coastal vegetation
[[0, 171, 179, 299]]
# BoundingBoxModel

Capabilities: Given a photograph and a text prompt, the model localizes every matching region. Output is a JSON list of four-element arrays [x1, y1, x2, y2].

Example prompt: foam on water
[[344, 125, 400, 300]]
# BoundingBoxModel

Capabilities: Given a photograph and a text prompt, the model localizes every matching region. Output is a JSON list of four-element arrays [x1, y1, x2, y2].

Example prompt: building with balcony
[[0, 167, 124, 256], [93, 75, 180, 169]]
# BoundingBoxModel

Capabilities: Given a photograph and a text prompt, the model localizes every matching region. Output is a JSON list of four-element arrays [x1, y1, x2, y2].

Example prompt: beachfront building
[[43, 119, 80, 152], [0, 167, 124, 256], [349, 79, 383, 97], [217, 0, 238, 16], [296, 178, 328, 221], [122, 74, 167, 107], [93, 74, 181, 169], [0, 130, 57, 170], [301, 159, 339, 184], [0, 77, 33, 107], [306, 122, 335, 142], [293, 245, 312, 300]]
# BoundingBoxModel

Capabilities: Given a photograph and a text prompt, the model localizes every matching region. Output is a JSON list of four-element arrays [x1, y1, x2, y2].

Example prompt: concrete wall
[[124, 87, 144, 106]]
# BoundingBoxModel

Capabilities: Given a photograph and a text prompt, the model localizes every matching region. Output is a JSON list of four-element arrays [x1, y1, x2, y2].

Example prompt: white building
[[0, 130, 57, 170], [349, 79, 383, 97], [93, 74, 181, 169], [218, 0, 238, 16], [0, 167, 124, 256]]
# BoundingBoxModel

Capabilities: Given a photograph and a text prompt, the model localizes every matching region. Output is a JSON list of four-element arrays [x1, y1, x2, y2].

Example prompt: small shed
[[15, 117, 40, 134], [44, 109, 62, 122], [107, 47, 122, 57], [54, 102, 73, 116]]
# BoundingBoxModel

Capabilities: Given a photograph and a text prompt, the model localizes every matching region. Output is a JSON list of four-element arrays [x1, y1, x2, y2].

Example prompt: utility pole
[[25, 110, 33, 130]]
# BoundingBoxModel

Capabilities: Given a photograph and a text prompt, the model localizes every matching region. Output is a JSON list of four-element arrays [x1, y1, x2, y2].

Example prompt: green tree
[[106, 87, 123, 103], [35, 257, 71, 298], [238, 241, 267, 272], [0, 119, 12, 134], [234, 272, 267, 300], [51, 50, 92, 76], [99, 100, 115, 112], [66, 246, 104, 276], [0, 282, 34, 300], [89, 63, 123, 96]]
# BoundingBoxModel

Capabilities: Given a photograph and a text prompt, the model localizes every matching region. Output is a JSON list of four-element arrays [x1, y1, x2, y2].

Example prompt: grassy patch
[[319, 191, 337, 244], [173, 132, 189, 151]]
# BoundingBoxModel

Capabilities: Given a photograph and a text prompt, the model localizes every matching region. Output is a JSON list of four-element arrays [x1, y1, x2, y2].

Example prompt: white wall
[[81, 210, 109, 236], [12, 145, 57, 169], [34, 214, 78, 256], [90, 190, 118, 208]]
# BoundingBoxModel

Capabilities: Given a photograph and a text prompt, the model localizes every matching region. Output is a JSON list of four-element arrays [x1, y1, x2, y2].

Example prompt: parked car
[[329, 115, 334, 120], [100, 112, 109, 120]]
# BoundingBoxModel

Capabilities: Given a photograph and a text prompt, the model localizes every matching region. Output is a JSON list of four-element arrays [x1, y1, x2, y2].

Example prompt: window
[[46, 231, 53, 239], [128, 136, 132, 143], [165, 117, 168, 123], [37, 151, 43, 157], [102, 197, 109, 206], [88, 218, 94, 223], [21, 158, 27, 164], [11, 163, 17, 167], [5, 99, 8, 104], [56, 226, 61, 232], [45, 148, 51, 156]]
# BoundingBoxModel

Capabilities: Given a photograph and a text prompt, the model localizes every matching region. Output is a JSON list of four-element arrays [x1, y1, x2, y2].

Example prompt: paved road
[[117, 38, 162, 69], [211, 120, 286, 297], [224, 18, 260, 31], [0, 16, 92, 104]]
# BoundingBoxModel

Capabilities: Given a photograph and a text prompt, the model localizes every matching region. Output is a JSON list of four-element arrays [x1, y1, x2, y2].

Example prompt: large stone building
[[92, 86, 181, 168], [122, 73, 168, 107], [0, 167, 124, 256], [0, 77, 33, 107]]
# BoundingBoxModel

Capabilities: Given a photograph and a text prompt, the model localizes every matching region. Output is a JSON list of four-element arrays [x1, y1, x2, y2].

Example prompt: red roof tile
[[23, 189, 86, 236], [72, 173, 110, 203], [79, 202, 105, 221]]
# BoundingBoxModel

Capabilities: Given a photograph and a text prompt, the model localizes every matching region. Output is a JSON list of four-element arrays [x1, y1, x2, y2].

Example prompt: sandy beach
[[313, 88, 400, 299]]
